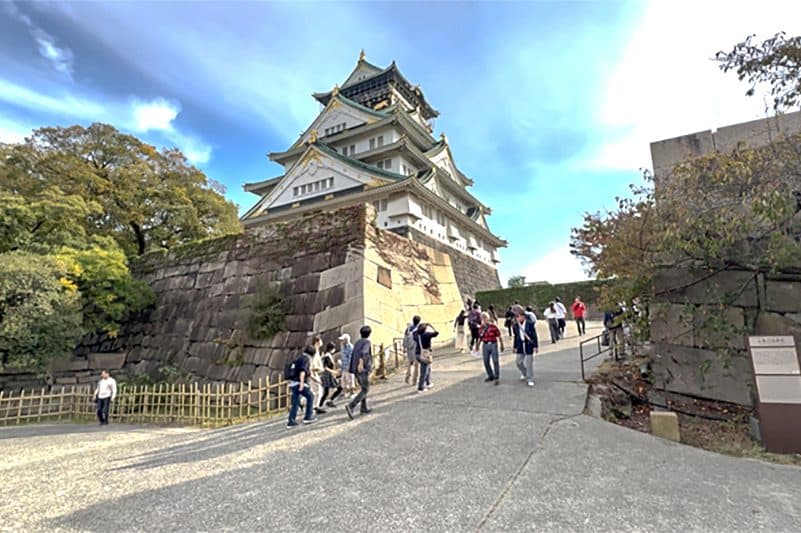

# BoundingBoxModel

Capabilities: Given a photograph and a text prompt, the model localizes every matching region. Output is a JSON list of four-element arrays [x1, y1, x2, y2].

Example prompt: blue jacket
[[348, 338, 372, 374], [513, 319, 538, 355]]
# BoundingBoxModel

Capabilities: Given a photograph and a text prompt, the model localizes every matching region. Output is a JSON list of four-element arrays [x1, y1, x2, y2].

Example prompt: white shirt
[[554, 302, 567, 319], [543, 308, 559, 320], [95, 377, 117, 400]]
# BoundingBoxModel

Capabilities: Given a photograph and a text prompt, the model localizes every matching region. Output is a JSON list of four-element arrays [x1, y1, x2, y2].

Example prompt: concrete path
[[2, 322, 800, 532]]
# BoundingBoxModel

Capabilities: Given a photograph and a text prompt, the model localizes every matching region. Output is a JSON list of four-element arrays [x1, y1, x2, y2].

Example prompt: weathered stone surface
[[649, 343, 753, 406], [652, 269, 759, 308], [693, 305, 745, 351], [650, 411, 680, 442], [649, 303, 694, 346], [87, 353, 127, 371], [50, 358, 89, 373], [765, 280, 801, 313]]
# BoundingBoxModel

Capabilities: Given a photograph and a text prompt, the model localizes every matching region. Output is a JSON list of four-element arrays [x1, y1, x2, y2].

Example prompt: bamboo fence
[[0, 340, 409, 428]]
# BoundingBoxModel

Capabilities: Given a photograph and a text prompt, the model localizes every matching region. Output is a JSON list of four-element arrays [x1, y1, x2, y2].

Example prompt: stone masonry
[[0, 204, 474, 390], [649, 268, 801, 406]]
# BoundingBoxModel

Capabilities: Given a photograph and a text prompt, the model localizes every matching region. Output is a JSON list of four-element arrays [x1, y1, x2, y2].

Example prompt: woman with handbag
[[415, 323, 439, 393]]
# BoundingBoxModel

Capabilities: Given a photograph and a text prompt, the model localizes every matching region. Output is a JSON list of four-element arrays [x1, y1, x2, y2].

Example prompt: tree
[[2, 123, 241, 256], [572, 32, 801, 307], [0, 253, 83, 371], [507, 275, 527, 288], [716, 32, 801, 112]]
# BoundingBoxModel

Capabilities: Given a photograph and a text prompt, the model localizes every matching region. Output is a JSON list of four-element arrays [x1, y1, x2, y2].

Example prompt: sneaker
[[360, 408, 373, 415], [345, 405, 354, 420], [484, 377, 494, 383], [326, 401, 337, 408], [417, 389, 425, 393], [528, 381, 535, 387], [426, 383, 434, 389], [494, 379, 499, 386], [302, 417, 318, 425], [520, 375, 526, 381], [315, 407, 327, 415], [286, 421, 298, 429]]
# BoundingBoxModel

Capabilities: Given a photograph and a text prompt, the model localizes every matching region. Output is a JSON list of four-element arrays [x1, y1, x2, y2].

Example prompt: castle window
[[349, 144, 356, 155], [370, 138, 376, 150], [377, 135, 384, 147], [383, 158, 391, 169]]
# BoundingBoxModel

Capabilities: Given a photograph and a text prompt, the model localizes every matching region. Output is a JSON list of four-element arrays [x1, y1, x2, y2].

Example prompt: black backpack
[[283, 351, 304, 381]]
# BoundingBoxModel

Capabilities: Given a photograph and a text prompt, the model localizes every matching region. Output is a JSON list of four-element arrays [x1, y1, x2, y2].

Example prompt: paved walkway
[[2, 322, 800, 532]]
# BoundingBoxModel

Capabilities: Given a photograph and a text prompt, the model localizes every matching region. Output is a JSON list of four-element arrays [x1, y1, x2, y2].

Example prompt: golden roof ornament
[[359, 49, 366, 61], [308, 129, 318, 144], [332, 84, 340, 96]]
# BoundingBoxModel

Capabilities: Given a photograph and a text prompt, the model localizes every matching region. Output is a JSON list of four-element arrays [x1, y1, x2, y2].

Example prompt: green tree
[[0, 253, 83, 370], [507, 275, 527, 288], [2, 123, 241, 256]]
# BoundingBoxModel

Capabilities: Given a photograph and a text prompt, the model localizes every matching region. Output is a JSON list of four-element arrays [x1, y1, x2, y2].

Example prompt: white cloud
[[521, 246, 591, 285], [0, 122, 31, 144], [131, 98, 180, 132], [591, 0, 801, 173], [0, 78, 104, 118], [4, 2, 74, 77]]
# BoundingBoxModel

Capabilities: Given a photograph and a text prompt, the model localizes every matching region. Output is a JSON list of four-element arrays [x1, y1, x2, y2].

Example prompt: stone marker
[[650, 411, 680, 442]]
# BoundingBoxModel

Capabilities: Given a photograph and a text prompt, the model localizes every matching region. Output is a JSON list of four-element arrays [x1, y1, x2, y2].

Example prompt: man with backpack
[[286, 346, 317, 429], [404, 316, 422, 385], [345, 325, 373, 419]]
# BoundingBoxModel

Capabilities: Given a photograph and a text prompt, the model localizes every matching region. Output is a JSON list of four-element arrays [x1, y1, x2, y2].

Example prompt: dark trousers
[[576, 317, 586, 335], [96, 397, 111, 425], [548, 319, 560, 343], [418, 361, 431, 390], [469, 326, 480, 350], [288, 385, 315, 423], [482, 342, 499, 380], [319, 386, 342, 406], [557, 318, 566, 337], [348, 372, 370, 412]]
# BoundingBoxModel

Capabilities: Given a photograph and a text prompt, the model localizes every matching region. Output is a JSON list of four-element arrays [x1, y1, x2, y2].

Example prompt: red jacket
[[571, 301, 586, 318]]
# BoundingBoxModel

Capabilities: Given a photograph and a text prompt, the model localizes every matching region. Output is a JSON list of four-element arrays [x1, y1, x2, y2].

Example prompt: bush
[[246, 283, 288, 340], [0, 253, 83, 370]]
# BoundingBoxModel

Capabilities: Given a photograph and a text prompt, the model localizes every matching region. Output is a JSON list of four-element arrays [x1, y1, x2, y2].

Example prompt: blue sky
[[2, 1, 800, 285]]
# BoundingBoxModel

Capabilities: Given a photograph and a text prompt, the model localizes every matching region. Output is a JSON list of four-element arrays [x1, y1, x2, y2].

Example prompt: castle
[[240, 51, 505, 297]]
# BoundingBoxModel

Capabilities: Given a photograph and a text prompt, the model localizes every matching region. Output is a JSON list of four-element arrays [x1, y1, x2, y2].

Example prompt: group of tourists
[[285, 326, 375, 429]]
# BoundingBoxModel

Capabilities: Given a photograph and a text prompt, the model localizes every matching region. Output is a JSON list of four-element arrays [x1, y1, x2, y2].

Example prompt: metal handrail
[[579, 330, 621, 381]]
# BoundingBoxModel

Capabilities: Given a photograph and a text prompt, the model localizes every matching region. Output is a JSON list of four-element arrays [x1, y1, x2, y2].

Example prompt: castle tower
[[242, 51, 505, 297]]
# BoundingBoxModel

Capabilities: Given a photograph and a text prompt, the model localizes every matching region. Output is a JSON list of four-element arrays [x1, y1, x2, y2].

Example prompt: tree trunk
[[131, 221, 146, 255]]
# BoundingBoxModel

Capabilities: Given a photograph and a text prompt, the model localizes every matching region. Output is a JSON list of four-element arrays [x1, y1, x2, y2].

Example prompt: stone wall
[[393, 227, 501, 300], [1, 204, 470, 391], [648, 268, 801, 406], [362, 219, 463, 349]]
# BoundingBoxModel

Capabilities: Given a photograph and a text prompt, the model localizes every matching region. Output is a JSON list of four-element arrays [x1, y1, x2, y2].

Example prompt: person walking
[[571, 296, 587, 336], [319, 342, 343, 408], [415, 322, 439, 393], [309, 335, 326, 414], [479, 312, 502, 385], [286, 346, 317, 429], [345, 326, 373, 419], [338, 333, 355, 399], [554, 297, 567, 339], [504, 306, 514, 338], [604, 304, 625, 359], [468, 303, 482, 356], [93, 370, 117, 426], [453, 310, 467, 353], [512, 308, 538, 387], [405, 316, 422, 383], [543, 302, 560, 344]]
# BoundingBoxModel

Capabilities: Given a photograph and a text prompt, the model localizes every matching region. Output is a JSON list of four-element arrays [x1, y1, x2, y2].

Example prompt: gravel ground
[[2, 322, 800, 532]]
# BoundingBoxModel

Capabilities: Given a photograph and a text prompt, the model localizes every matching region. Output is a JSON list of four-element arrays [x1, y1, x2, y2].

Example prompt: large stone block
[[652, 269, 759, 308], [319, 262, 361, 291], [649, 343, 752, 405], [765, 280, 801, 313], [314, 298, 362, 334], [87, 352, 127, 370], [650, 411, 680, 442], [50, 357, 89, 372], [693, 305, 746, 351]]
